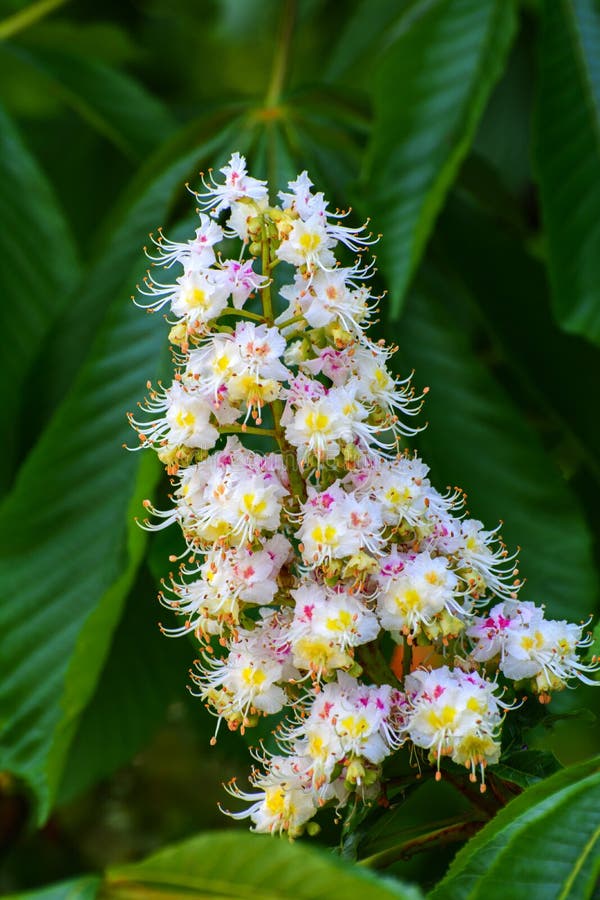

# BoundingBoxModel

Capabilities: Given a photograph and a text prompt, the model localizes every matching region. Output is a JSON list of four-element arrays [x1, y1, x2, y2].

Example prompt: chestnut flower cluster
[[130, 154, 598, 838]]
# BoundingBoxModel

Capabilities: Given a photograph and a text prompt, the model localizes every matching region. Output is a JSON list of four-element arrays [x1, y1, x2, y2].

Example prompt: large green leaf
[[364, 0, 517, 316], [490, 749, 562, 790], [0, 115, 261, 824], [436, 191, 600, 485], [105, 831, 422, 900], [394, 274, 598, 620], [42, 111, 249, 417], [5, 43, 176, 159], [325, 0, 423, 84], [0, 296, 164, 823], [534, 0, 600, 345], [55, 566, 190, 805], [7, 876, 100, 900], [0, 102, 79, 491], [429, 756, 600, 899]]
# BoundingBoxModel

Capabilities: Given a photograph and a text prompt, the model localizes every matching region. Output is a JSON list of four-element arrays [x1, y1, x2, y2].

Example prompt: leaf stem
[[264, 0, 297, 108], [219, 425, 275, 438], [277, 313, 306, 330], [0, 0, 69, 39], [358, 817, 484, 869], [257, 216, 307, 503], [219, 307, 265, 322]]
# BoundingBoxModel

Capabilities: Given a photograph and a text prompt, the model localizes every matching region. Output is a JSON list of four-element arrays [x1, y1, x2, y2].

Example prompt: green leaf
[[534, 0, 600, 345], [0, 101, 79, 491], [435, 191, 600, 486], [42, 111, 249, 416], [429, 756, 600, 899], [0, 290, 164, 823], [394, 274, 598, 620], [0, 0, 68, 40], [364, 0, 517, 316], [287, 88, 368, 202], [6, 876, 100, 900], [492, 749, 562, 789], [325, 0, 420, 83], [5, 43, 176, 159], [0, 115, 257, 824], [56, 566, 190, 805], [106, 831, 422, 900]]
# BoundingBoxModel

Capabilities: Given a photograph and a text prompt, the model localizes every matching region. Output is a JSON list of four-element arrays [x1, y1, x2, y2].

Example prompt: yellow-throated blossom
[[130, 154, 598, 837]]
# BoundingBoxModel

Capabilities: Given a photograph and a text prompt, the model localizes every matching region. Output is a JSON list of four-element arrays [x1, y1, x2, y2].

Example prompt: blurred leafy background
[[1, 0, 599, 897]]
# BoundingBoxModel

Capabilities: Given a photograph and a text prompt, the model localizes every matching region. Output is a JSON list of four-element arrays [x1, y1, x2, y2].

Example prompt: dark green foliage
[[0, 1, 599, 897]]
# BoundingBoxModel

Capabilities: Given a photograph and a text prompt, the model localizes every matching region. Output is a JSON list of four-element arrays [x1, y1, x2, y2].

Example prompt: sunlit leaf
[[6, 876, 100, 900], [106, 831, 422, 900], [0, 114, 263, 825], [430, 756, 600, 899], [0, 308, 164, 823]]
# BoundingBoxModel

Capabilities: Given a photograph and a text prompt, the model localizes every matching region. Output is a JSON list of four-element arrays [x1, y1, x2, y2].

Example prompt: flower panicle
[[129, 153, 599, 837]]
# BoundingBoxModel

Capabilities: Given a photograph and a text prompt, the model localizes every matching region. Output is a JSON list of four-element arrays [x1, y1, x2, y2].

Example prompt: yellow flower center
[[396, 587, 422, 611], [175, 409, 196, 428], [265, 786, 288, 816], [242, 493, 267, 517], [326, 609, 353, 632], [305, 411, 330, 433], [183, 286, 208, 309], [340, 715, 370, 738], [241, 666, 266, 688], [311, 524, 338, 545], [427, 705, 457, 729], [299, 232, 321, 252]]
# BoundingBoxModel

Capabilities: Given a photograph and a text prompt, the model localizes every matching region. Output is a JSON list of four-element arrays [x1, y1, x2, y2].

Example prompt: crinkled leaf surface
[[365, 0, 517, 316], [394, 275, 598, 620], [0, 102, 79, 492], [0, 287, 164, 823], [5, 43, 176, 159], [0, 118, 249, 825], [534, 0, 600, 345], [55, 566, 190, 805]]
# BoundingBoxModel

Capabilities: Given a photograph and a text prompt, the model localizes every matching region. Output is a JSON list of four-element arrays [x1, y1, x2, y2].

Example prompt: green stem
[[219, 425, 276, 438], [257, 215, 307, 503], [0, 0, 69, 39], [219, 307, 265, 322], [358, 817, 483, 869], [277, 313, 306, 330], [264, 0, 297, 108], [443, 769, 502, 816], [261, 223, 275, 324]]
